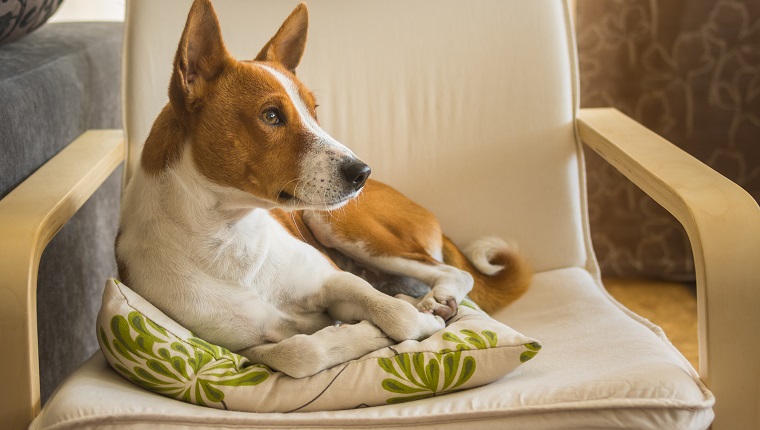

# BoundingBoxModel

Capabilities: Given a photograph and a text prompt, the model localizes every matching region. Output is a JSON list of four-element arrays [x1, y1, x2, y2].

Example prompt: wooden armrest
[[577, 108, 760, 430], [0, 130, 124, 428]]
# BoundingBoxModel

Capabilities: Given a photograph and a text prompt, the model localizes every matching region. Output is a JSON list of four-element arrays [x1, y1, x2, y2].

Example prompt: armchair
[[2, 1, 757, 429]]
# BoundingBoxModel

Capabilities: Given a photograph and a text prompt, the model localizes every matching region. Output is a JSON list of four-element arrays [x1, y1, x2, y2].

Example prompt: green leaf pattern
[[100, 311, 270, 409], [379, 329, 500, 404], [520, 341, 542, 363], [379, 329, 542, 404]]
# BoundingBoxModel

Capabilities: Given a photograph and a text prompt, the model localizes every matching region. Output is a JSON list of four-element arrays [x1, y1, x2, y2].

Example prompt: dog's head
[[147, 0, 369, 211]]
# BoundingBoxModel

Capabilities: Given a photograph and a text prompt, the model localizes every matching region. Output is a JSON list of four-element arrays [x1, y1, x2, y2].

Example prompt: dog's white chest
[[232, 209, 335, 299]]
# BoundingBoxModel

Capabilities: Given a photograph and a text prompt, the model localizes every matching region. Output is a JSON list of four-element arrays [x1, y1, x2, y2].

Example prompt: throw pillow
[[0, 0, 63, 45], [97, 278, 541, 412]]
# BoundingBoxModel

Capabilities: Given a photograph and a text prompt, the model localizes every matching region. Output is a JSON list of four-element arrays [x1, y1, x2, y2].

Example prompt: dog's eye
[[262, 109, 283, 126]]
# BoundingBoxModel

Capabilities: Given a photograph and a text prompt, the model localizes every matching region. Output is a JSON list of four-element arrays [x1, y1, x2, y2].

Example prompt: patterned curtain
[[577, 0, 760, 281]]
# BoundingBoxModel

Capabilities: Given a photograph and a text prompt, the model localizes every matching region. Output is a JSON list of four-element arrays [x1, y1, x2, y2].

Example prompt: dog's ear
[[170, 0, 232, 112], [255, 3, 308, 73]]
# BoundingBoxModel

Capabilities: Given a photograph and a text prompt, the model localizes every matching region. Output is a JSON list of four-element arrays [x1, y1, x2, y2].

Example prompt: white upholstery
[[31, 268, 713, 429], [32, 0, 715, 428]]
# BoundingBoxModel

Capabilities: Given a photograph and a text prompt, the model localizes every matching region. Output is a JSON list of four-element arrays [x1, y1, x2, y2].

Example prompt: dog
[[116, 0, 531, 378]]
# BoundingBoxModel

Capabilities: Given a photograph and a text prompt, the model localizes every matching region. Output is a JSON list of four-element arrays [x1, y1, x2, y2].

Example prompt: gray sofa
[[0, 21, 123, 403]]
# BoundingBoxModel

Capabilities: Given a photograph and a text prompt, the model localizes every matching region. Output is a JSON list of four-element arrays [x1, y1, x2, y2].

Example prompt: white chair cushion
[[32, 268, 713, 429]]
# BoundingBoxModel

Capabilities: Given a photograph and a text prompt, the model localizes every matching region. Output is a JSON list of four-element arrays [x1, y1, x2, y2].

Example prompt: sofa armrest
[[577, 107, 760, 430], [0, 130, 124, 429]]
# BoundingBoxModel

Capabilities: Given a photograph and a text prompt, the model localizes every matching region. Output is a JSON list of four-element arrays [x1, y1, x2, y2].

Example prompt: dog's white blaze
[[255, 63, 362, 209], [257, 64, 354, 156]]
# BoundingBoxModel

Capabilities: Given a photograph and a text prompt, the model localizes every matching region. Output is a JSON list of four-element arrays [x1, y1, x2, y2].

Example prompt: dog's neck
[[132, 145, 274, 236]]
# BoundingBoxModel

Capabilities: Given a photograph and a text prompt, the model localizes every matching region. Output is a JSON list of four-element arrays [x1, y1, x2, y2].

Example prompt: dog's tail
[[443, 236, 532, 314]]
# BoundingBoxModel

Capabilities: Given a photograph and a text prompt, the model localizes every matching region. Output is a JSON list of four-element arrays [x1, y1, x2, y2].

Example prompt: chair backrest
[[123, 0, 588, 273]]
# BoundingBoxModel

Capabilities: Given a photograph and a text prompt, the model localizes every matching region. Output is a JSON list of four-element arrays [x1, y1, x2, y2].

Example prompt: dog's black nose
[[342, 160, 371, 190]]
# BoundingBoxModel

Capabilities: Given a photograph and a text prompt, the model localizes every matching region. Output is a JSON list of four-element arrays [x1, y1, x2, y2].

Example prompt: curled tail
[[442, 236, 532, 314]]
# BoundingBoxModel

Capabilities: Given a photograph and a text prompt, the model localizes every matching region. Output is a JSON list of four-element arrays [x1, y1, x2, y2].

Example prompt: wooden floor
[[604, 278, 699, 368]]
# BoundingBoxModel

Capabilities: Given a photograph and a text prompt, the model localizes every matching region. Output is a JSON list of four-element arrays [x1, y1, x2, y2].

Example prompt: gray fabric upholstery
[[0, 22, 123, 403], [37, 168, 121, 403], [0, 22, 122, 199]]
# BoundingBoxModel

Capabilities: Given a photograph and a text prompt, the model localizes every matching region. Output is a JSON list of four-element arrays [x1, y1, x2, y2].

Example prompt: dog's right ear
[[169, 0, 232, 113]]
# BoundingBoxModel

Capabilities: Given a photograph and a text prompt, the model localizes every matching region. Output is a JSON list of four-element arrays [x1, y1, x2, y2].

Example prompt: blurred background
[[48, 0, 124, 22], [577, 0, 760, 282], [576, 0, 759, 368]]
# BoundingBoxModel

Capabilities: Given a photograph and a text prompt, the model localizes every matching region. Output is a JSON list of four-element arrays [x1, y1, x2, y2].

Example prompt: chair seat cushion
[[31, 267, 714, 429], [95, 279, 541, 412]]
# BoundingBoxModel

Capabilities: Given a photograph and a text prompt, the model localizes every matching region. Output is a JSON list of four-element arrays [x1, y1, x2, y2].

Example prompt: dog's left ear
[[255, 3, 308, 72]]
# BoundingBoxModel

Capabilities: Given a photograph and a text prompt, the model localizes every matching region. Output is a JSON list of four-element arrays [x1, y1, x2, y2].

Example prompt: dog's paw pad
[[432, 299, 457, 320], [417, 297, 457, 321]]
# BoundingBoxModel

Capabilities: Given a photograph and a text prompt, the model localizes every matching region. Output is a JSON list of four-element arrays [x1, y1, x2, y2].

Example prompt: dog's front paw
[[320, 321, 395, 357], [413, 311, 447, 339], [377, 299, 445, 342]]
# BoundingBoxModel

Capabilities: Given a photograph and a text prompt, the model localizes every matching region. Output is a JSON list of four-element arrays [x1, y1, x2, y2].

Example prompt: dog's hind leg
[[303, 180, 472, 319], [236, 320, 393, 378]]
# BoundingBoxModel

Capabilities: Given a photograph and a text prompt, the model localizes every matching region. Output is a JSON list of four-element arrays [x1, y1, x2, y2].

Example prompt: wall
[[50, 0, 125, 22]]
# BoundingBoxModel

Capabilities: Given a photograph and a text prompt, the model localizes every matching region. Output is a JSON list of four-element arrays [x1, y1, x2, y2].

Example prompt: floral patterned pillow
[[97, 278, 541, 412]]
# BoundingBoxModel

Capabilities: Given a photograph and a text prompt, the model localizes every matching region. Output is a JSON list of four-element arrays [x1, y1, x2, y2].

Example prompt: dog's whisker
[[280, 177, 301, 194], [290, 211, 307, 242]]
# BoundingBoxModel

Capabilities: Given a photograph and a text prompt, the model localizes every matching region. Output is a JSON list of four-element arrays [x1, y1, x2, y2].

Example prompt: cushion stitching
[[42, 396, 714, 430]]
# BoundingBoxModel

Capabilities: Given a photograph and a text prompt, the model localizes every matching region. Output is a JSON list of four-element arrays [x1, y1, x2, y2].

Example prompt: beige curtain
[[577, 0, 760, 280]]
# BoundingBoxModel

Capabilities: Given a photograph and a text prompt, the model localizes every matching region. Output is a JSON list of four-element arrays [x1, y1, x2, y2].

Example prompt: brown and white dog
[[116, 0, 531, 378]]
